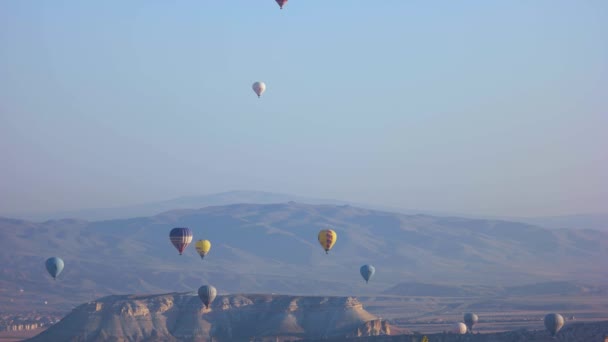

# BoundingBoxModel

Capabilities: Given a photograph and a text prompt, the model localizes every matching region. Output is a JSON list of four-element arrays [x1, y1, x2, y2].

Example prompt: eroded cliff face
[[27, 293, 391, 342], [349, 319, 391, 338]]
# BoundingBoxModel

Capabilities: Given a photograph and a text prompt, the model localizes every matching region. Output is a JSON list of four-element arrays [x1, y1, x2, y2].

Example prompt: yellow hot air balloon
[[195, 240, 211, 260], [318, 229, 337, 254]]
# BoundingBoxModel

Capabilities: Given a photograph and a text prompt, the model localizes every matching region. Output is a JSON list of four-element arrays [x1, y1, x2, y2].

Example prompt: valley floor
[[0, 328, 45, 342], [361, 294, 608, 334]]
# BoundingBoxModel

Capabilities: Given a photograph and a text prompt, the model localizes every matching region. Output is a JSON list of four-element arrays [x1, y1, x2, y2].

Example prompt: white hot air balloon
[[252, 82, 266, 98], [451, 322, 467, 334]]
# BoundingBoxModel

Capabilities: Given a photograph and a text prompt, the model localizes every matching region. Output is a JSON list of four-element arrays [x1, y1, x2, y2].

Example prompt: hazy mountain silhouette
[[7, 190, 461, 222], [2, 203, 608, 313], [10, 190, 606, 232], [514, 213, 608, 231]]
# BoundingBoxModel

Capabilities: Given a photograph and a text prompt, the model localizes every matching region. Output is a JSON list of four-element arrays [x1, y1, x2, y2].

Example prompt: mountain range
[[2, 202, 608, 314], [8, 191, 606, 231]]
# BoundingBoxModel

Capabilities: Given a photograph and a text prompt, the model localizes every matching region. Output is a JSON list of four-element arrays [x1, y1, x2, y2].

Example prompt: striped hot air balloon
[[169, 227, 193, 255], [276, 0, 288, 9], [318, 229, 337, 254]]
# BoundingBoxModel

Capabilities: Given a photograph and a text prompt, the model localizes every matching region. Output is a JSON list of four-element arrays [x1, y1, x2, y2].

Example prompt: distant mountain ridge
[[514, 213, 608, 231], [8, 190, 606, 231], [3, 190, 471, 222]]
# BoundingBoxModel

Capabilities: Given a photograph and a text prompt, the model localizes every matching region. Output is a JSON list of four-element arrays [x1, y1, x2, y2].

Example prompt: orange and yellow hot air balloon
[[195, 240, 211, 260], [318, 229, 337, 254]]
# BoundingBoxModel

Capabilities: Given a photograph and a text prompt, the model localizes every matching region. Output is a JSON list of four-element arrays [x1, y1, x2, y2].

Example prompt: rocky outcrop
[[27, 293, 391, 342], [349, 319, 391, 338]]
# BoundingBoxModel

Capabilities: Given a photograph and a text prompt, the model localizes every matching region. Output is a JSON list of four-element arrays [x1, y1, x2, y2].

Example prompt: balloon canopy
[[198, 285, 217, 308], [195, 240, 212, 260], [276, 0, 288, 9], [464, 313, 478, 332], [45, 257, 64, 280], [252, 82, 266, 98], [451, 322, 467, 335], [318, 229, 337, 254], [169, 228, 193, 255], [360, 265, 375, 283], [544, 313, 565, 337]]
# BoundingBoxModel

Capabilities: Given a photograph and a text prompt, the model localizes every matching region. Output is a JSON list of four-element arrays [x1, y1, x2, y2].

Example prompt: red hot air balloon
[[169, 227, 193, 255], [276, 0, 287, 9]]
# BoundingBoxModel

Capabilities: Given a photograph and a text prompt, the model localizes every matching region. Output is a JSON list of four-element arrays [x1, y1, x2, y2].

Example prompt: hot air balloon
[[464, 313, 478, 333], [195, 240, 211, 260], [45, 257, 64, 280], [252, 81, 266, 98], [276, 0, 288, 9], [198, 285, 217, 308], [169, 227, 193, 255], [451, 322, 467, 334], [544, 313, 564, 337], [360, 265, 375, 284], [318, 229, 337, 254]]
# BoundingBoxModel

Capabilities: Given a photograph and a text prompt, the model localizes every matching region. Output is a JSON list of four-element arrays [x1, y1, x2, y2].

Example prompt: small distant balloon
[[44, 301, 48, 305], [544, 313, 564, 337], [45, 257, 64, 280], [276, 0, 288, 9], [360, 265, 375, 284], [451, 322, 467, 334], [318, 229, 337, 254], [198, 285, 217, 309], [464, 313, 478, 333], [169, 228, 193, 255], [195, 240, 211, 260], [252, 82, 266, 98]]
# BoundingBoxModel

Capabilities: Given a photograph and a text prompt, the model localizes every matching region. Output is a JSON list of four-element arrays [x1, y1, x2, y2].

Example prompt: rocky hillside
[[26, 293, 391, 342], [3, 203, 608, 313]]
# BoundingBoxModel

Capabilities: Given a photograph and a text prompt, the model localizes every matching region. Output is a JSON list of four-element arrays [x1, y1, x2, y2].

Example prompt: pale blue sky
[[1, 1, 606, 217]]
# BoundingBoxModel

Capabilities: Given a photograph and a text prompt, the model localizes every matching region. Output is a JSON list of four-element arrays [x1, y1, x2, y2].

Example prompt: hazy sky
[[1, 1, 606, 218]]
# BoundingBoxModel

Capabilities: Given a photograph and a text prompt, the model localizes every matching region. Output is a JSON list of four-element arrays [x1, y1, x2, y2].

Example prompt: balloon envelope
[[276, 0, 287, 9], [544, 313, 564, 337], [360, 265, 375, 283], [451, 322, 467, 334], [169, 228, 193, 255], [195, 240, 211, 259], [318, 229, 337, 254], [464, 313, 478, 332], [252, 82, 266, 98], [45, 257, 64, 280], [198, 285, 217, 308]]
